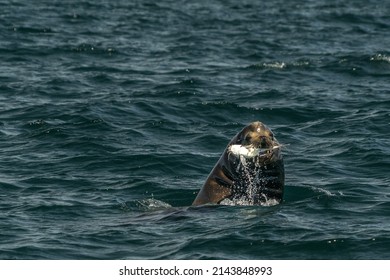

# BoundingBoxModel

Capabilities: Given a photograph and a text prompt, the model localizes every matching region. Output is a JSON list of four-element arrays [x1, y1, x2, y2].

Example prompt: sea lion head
[[228, 121, 282, 163]]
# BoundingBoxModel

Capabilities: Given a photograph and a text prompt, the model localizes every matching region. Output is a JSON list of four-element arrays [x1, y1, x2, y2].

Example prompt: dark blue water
[[1, 0, 389, 259]]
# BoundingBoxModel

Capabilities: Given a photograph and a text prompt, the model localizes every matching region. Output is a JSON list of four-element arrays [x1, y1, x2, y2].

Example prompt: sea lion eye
[[242, 135, 252, 145]]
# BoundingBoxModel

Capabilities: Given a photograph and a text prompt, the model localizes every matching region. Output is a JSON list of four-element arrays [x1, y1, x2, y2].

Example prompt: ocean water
[[0, 0, 389, 260]]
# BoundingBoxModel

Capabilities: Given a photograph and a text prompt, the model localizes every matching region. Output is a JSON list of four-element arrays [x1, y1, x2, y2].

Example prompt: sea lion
[[192, 121, 284, 206]]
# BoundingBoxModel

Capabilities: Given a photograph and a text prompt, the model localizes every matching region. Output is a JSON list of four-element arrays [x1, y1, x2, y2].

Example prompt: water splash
[[220, 197, 280, 207], [370, 54, 390, 63], [137, 198, 172, 211], [227, 153, 280, 206]]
